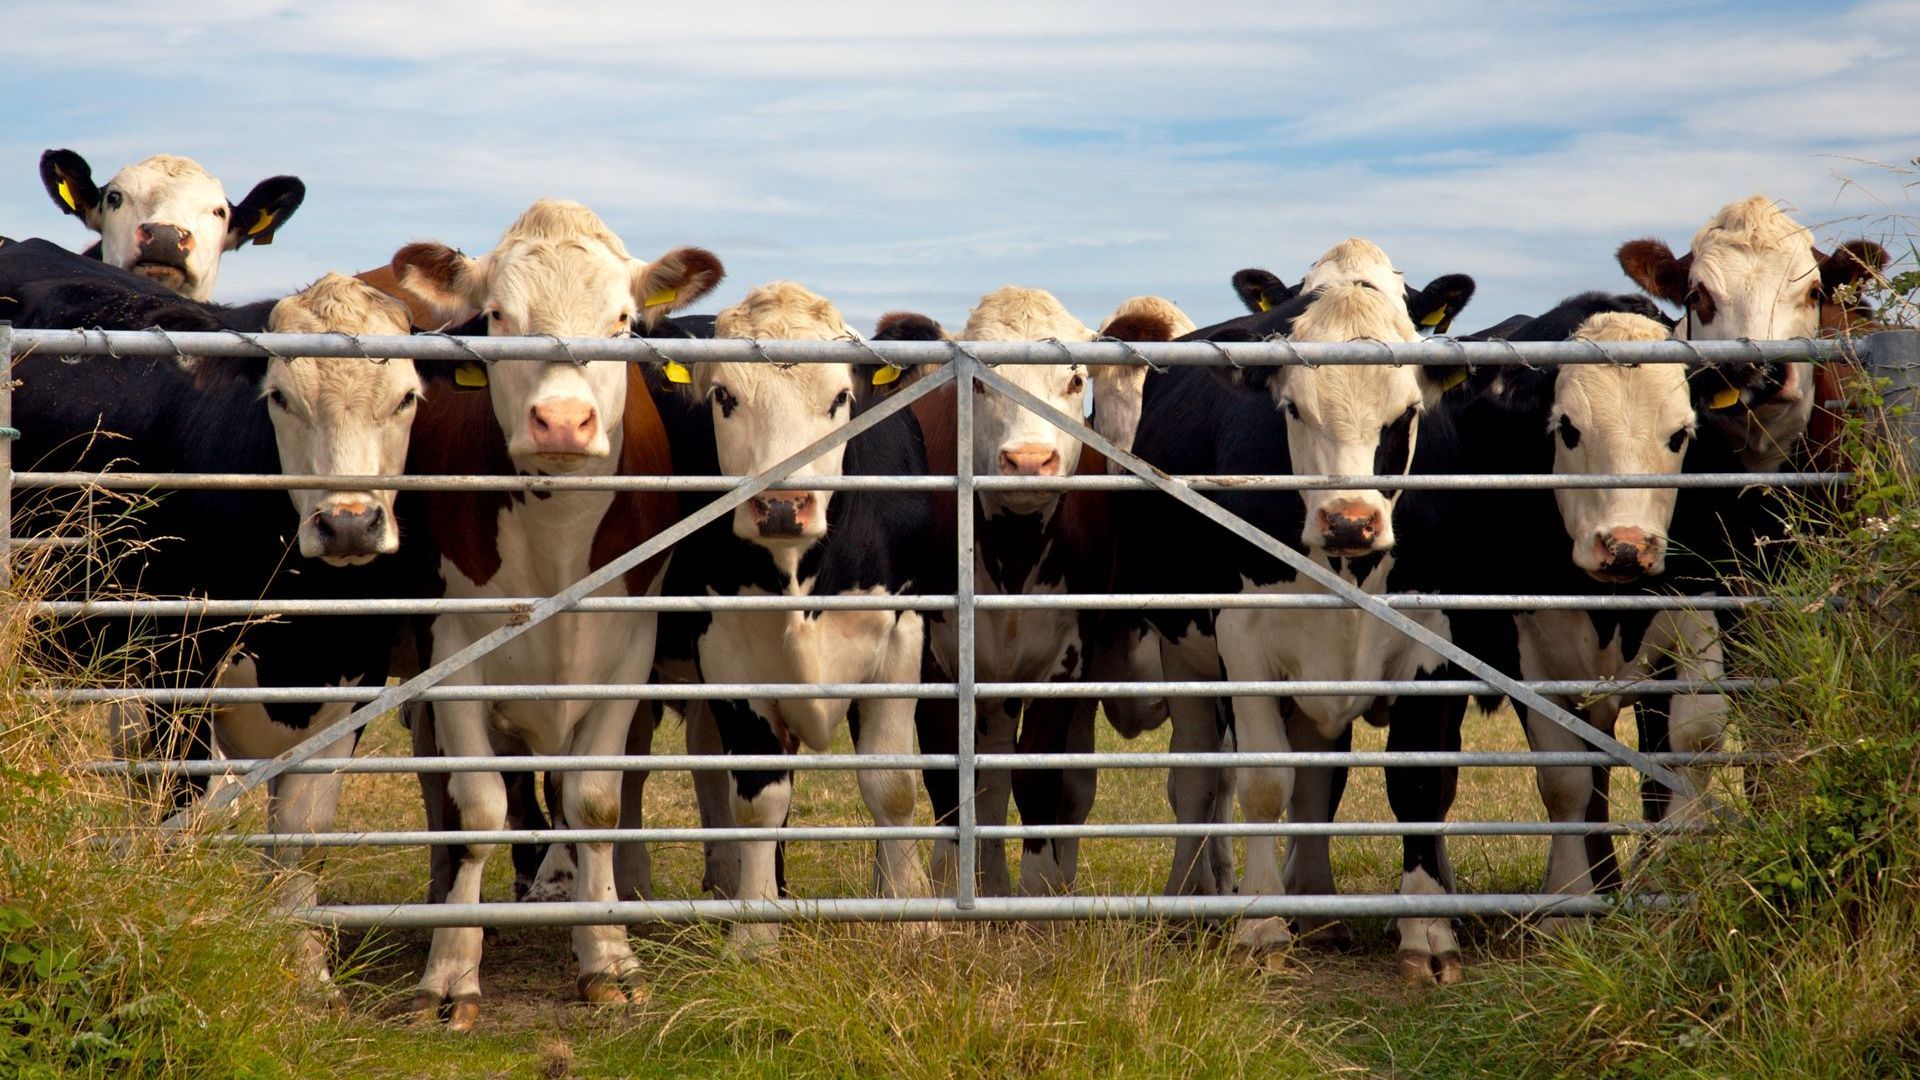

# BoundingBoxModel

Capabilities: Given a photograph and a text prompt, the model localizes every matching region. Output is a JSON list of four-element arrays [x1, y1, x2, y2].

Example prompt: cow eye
[[104, 190, 123, 210], [394, 390, 423, 417], [1283, 401, 1301, 421], [830, 388, 853, 417], [487, 309, 503, 323], [266, 388, 289, 410], [615, 312, 632, 329], [212, 205, 228, 220], [1557, 416, 1581, 449], [1066, 372, 1085, 396], [1668, 428, 1689, 453], [710, 385, 738, 417]]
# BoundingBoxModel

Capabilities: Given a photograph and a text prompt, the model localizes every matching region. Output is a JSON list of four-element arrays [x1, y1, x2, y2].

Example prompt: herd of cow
[[0, 149, 1889, 1026]]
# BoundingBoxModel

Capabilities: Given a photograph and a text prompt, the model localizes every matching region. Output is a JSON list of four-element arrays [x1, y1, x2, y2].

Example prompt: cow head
[[39, 150, 303, 302], [687, 282, 867, 551], [948, 287, 1189, 518], [251, 275, 421, 565], [1617, 196, 1888, 470], [391, 200, 722, 474]]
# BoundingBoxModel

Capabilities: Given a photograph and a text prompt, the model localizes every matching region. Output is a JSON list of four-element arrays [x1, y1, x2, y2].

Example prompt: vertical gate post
[[1865, 330, 1920, 470], [954, 351, 978, 910], [1, 321, 13, 591]]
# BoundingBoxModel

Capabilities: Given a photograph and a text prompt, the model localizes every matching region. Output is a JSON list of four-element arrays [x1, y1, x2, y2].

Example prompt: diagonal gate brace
[[968, 362, 1696, 796], [161, 359, 959, 833]]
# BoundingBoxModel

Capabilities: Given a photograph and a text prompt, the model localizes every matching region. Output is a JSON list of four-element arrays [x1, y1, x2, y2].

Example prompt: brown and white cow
[[392, 200, 721, 1027], [885, 287, 1190, 897], [39, 149, 305, 302], [657, 281, 932, 951], [1616, 196, 1887, 471]]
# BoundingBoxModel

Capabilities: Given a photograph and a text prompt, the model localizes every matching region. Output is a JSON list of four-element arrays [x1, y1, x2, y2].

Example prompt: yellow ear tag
[[1708, 386, 1741, 410], [663, 360, 692, 384], [871, 364, 901, 386], [453, 362, 488, 390], [644, 288, 679, 309], [1420, 308, 1448, 327], [57, 179, 76, 211], [1256, 297, 1272, 313], [1438, 369, 1468, 392], [248, 209, 276, 236]]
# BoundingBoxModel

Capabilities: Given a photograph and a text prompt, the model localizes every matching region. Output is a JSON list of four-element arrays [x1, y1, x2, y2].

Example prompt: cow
[[877, 288, 1189, 898], [1615, 195, 1887, 472], [2, 240, 425, 982], [1112, 238, 1480, 980], [385, 199, 721, 1028], [38, 150, 305, 302], [646, 281, 932, 952], [1446, 310, 1749, 912]]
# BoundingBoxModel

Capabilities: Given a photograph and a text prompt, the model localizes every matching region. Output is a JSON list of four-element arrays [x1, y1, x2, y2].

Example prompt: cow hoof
[[1398, 950, 1437, 985], [1539, 915, 1583, 938], [1294, 917, 1354, 950], [578, 974, 637, 1006], [1232, 916, 1292, 953], [409, 991, 443, 1026], [447, 997, 481, 1033], [1436, 951, 1464, 985]]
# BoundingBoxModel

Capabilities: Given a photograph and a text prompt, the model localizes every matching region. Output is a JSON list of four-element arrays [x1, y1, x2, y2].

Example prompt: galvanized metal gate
[[6, 324, 1906, 929]]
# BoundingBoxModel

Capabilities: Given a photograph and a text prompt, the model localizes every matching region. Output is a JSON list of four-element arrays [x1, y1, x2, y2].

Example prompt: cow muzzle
[[1586, 526, 1660, 582], [1314, 499, 1387, 556], [748, 491, 818, 540], [132, 223, 193, 284], [527, 398, 601, 458], [306, 499, 390, 565], [997, 443, 1061, 477]]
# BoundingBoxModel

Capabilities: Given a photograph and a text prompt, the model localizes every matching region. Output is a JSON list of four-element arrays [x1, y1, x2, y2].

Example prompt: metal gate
[[5, 323, 1905, 929]]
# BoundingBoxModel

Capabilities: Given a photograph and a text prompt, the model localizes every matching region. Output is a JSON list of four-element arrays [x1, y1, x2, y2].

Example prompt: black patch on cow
[[712, 696, 793, 802]]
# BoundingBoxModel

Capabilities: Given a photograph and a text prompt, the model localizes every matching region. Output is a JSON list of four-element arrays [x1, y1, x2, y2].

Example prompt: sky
[[3, 1, 1918, 333]]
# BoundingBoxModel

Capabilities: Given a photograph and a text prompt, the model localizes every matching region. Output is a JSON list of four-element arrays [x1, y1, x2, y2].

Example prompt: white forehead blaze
[[96, 155, 231, 301], [961, 286, 1096, 511], [1299, 237, 1403, 299]]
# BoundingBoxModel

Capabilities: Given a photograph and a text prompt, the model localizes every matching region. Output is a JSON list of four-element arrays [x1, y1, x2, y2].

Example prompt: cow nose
[[998, 444, 1061, 476], [311, 502, 386, 557], [1316, 500, 1384, 552], [749, 491, 816, 538], [1592, 526, 1657, 579], [136, 222, 193, 262], [528, 398, 599, 454]]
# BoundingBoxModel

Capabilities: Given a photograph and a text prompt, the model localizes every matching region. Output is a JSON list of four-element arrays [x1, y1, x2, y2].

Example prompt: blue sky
[[4, 0, 1917, 332]]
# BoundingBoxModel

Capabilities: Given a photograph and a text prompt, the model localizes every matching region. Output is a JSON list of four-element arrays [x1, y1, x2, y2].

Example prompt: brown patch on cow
[[355, 263, 445, 330], [407, 372, 513, 586], [391, 242, 478, 324], [589, 365, 679, 594], [874, 311, 947, 341], [1616, 238, 1692, 305], [1099, 312, 1177, 343], [636, 247, 726, 330]]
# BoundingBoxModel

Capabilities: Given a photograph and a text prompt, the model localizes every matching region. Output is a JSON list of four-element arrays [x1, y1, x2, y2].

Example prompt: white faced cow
[[39, 149, 304, 302], [393, 200, 722, 1028], [1617, 196, 1887, 471], [661, 281, 932, 952], [888, 287, 1190, 898]]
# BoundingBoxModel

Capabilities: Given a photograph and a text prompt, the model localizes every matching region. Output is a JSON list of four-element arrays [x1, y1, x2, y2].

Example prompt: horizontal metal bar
[[229, 819, 1701, 848], [8, 535, 86, 548], [83, 750, 1778, 776], [8, 470, 1846, 493], [28, 592, 1779, 618], [38, 677, 1763, 704], [294, 893, 1670, 929], [9, 327, 1850, 366]]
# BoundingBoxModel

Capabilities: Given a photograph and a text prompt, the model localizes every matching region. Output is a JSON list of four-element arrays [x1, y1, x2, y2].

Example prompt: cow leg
[[615, 703, 656, 902], [916, 675, 964, 896], [975, 702, 1019, 898], [415, 697, 503, 1032], [410, 703, 456, 906], [1056, 696, 1100, 890], [1280, 709, 1351, 947], [855, 627, 930, 903], [561, 700, 643, 1004], [1011, 696, 1078, 896], [715, 697, 792, 953], [263, 723, 358, 989], [1093, 621, 1168, 738], [1384, 688, 1466, 985], [1219, 617, 1292, 950], [1634, 693, 1674, 825], [1161, 631, 1230, 896], [1658, 611, 1727, 825], [1522, 698, 1615, 906], [683, 699, 743, 898], [513, 772, 564, 901]]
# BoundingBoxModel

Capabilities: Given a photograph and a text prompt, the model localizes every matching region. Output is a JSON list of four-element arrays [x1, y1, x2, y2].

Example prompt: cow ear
[[632, 246, 725, 330], [1818, 239, 1888, 296], [225, 176, 305, 250], [1688, 363, 1760, 414], [1617, 238, 1692, 306], [1407, 273, 1476, 334], [1417, 362, 1472, 407], [392, 242, 485, 325], [1231, 268, 1294, 314], [40, 149, 102, 229], [1088, 308, 1183, 452], [1487, 365, 1555, 415]]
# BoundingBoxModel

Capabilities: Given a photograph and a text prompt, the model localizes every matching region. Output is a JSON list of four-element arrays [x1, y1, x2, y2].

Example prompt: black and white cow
[[1113, 238, 1479, 981], [39, 150, 305, 302], [881, 289, 1190, 898], [652, 281, 933, 951], [1, 238, 426, 982], [389, 199, 722, 1026], [1446, 309, 1753, 909]]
